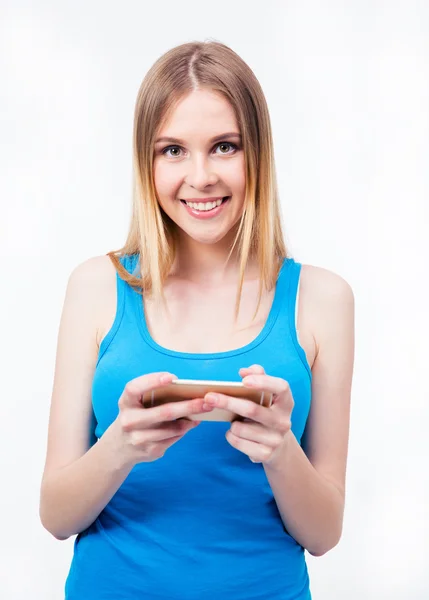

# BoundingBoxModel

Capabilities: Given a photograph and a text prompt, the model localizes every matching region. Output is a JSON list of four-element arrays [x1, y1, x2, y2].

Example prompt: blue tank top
[[65, 253, 313, 600]]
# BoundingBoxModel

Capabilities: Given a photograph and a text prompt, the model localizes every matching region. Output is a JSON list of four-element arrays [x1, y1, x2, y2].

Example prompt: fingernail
[[160, 374, 176, 383], [205, 394, 217, 403]]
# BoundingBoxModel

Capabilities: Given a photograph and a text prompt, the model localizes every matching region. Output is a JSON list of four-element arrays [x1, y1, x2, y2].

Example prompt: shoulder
[[70, 254, 117, 284], [299, 263, 354, 355], [68, 255, 118, 345], [67, 255, 119, 305], [299, 263, 354, 301]]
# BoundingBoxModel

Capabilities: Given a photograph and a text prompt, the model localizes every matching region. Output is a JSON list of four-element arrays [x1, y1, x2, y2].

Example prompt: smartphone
[[141, 379, 273, 422]]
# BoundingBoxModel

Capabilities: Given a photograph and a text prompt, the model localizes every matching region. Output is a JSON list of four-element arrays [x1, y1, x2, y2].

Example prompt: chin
[[165, 205, 243, 246], [185, 230, 230, 245]]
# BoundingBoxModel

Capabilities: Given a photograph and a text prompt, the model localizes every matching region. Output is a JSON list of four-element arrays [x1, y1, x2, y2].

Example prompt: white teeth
[[184, 198, 225, 211]]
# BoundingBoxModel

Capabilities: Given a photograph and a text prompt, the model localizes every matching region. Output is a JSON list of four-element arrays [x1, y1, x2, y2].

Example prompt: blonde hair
[[107, 39, 289, 320]]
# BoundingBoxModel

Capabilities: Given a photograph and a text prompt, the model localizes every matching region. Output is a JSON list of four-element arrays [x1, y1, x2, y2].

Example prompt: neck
[[172, 231, 255, 286]]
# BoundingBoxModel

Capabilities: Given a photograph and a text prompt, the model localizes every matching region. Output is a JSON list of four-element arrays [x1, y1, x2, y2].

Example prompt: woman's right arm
[[39, 257, 206, 541], [39, 257, 130, 540]]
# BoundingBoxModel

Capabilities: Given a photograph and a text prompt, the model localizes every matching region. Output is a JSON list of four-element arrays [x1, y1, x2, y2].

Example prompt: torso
[[95, 256, 319, 370]]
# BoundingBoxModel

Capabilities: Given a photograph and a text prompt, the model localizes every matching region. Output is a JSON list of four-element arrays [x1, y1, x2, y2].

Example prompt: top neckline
[[128, 255, 293, 361]]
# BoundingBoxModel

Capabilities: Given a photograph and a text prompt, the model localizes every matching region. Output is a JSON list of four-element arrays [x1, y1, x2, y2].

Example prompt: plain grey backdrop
[[1, 1, 428, 598]]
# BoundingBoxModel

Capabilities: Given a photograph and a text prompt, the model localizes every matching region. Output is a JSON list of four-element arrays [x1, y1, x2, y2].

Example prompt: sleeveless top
[[64, 254, 313, 600]]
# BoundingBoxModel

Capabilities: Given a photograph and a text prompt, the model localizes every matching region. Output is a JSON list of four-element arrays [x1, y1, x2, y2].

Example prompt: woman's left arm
[[265, 273, 355, 557], [203, 272, 355, 557]]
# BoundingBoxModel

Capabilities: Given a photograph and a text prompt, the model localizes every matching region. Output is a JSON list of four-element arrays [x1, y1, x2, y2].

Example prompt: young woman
[[40, 40, 355, 600]]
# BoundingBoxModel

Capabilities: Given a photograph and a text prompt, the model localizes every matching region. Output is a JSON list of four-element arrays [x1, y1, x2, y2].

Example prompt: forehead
[[156, 89, 239, 141]]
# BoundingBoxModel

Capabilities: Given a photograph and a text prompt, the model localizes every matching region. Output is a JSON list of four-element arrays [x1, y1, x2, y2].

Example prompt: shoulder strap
[[284, 259, 311, 378], [285, 259, 302, 332], [96, 254, 129, 364]]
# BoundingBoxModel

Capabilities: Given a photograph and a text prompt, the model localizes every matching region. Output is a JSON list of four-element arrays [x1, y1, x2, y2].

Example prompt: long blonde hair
[[107, 40, 289, 320]]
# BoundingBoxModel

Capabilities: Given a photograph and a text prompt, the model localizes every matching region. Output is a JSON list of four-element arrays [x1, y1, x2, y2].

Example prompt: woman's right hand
[[109, 372, 209, 467]]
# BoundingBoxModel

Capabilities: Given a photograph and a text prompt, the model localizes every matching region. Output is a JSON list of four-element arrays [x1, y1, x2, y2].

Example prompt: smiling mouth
[[180, 196, 230, 212]]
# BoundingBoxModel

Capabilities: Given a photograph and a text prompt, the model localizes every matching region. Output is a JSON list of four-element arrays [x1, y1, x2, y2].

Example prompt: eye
[[161, 146, 182, 158], [160, 141, 239, 158], [215, 142, 238, 155]]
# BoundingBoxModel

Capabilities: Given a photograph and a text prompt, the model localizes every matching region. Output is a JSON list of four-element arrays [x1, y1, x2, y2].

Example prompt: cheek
[[153, 162, 177, 197], [228, 159, 246, 192]]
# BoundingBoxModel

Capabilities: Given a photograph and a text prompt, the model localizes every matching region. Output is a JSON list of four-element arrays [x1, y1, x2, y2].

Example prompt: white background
[[1, 1, 428, 598]]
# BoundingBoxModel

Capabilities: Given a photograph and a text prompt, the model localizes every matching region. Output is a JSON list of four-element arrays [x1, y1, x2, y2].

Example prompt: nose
[[184, 154, 218, 189]]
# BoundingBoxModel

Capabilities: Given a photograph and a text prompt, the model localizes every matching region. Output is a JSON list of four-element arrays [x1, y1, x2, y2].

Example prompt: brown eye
[[161, 146, 182, 158], [215, 142, 238, 155]]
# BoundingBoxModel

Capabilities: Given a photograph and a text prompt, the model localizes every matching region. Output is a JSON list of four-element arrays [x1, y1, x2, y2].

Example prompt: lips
[[180, 196, 231, 219], [180, 196, 229, 204], [181, 196, 227, 203], [180, 197, 230, 210]]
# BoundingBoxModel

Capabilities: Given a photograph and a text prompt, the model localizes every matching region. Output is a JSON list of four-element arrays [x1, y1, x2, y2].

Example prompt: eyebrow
[[154, 132, 242, 145]]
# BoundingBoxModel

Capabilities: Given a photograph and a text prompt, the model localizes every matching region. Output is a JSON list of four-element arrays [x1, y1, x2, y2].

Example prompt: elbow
[[309, 499, 345, 557], [40, 519, 71, 541], [308, 542, 337, 558], [50, 530, 71, 542], [39, 501, 71, 541], [307, 528, 343, 557], [308, 547, 328, 557], [51, 528, 71, 541], [39, 479, 73, 541], [40, 513, 71, 541], [40, 517, 71, 541]]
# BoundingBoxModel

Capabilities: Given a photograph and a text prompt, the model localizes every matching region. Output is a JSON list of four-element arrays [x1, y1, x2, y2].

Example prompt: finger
[[242, 374, 294, 413], [239, 364, 266, 377], [203, 392, 276, 428], [148, 397, 210, 426], [229, 420, 284, 447], [119, 408, 196, 431], [140, 426, 198, 457], [242, 373, 290, 397], [142, 419, 200, 442], [119, 372, 178, 408], [204, 386, 292, 434], [225, 430, 272, 463], [153, 425, 196, 452]]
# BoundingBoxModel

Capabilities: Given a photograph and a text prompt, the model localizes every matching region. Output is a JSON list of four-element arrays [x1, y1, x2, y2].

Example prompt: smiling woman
[[109, 40, 287, 321], [152, 90, 246, 243], [40, 39, 354, 600]]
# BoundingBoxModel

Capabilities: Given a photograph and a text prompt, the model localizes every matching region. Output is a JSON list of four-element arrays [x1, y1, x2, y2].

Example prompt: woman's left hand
[[203, 365, 294, 467]]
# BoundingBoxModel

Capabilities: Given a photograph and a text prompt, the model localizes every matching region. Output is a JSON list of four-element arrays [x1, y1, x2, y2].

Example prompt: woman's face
[[153, 89, 246, 246]]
